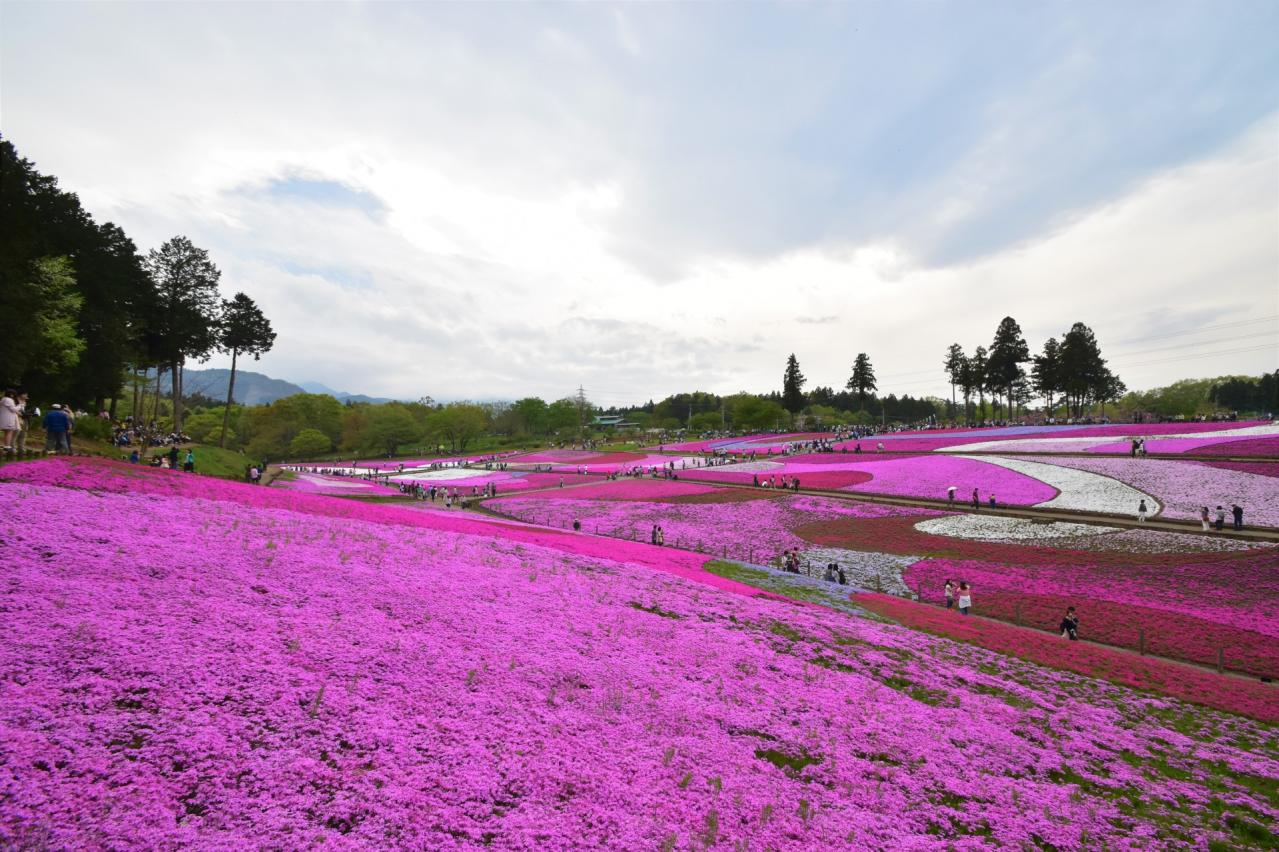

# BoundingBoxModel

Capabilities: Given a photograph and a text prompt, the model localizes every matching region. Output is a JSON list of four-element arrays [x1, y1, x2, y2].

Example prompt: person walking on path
[[1059, 607, 1080, 640], [1137, 499, 1148, 523], [944, 580, 955, 609], [988, 493, 996, 509], [656, 526, 665, 546], [42, 404, 71, 454], [651, 525, 658, 545], [16, 392, 35, 455], [1232, 504, 1244, 531], [1200, 506, 1211, 532], [957, 583, 972, 616], [947, 486, 956, 505], [1214, 506, 1226, 531], [971, 488, 980, 510]]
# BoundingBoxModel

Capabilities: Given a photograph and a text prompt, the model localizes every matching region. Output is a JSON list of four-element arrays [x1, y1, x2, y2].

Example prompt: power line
[[1112, 343, 1276, 370], [1110, 314, 1279, 347], [1110, 331, 1277, 360]]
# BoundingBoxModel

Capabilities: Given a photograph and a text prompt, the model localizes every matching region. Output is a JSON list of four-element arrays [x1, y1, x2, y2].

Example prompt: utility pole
[[576, 385, 587, 440]]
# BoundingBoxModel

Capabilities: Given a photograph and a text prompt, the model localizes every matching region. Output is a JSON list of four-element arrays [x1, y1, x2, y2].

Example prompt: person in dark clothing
[[42, 405, 71, 454], [1214, 505, 1226, 531], [1231, 504, 1244, 531], [168, 446, 180, 468], [971, 488, 980, 510], [1059, 607, 1079, 640]]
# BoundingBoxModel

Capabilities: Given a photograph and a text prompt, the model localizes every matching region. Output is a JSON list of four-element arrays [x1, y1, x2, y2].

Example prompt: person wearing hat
[[43, 404, 72, 454]]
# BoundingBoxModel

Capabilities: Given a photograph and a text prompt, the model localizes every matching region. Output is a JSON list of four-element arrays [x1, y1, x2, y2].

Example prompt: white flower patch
[[795, 547, 921, 596], [711, 461, 785, 473], [389, 467, 493, 482], [939, 422, 1279, 454], [960, 454, 1157, 516], [914, 515, 1119, 542], [295, 473, 376, 490], [1042, 528, 1273, 555]]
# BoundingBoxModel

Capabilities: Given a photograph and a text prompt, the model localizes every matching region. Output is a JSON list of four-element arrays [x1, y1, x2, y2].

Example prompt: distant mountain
[[297, 380, 395, 405], [156, 369, 396, 406], [162, 369, 308, 406]]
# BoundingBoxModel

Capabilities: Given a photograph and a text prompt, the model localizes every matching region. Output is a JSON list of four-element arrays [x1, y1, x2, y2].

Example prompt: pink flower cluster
[[2, 457, 1276, 849]]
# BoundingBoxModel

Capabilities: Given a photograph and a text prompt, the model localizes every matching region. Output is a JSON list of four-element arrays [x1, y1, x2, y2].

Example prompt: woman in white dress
[[0, 389, 20, 453]]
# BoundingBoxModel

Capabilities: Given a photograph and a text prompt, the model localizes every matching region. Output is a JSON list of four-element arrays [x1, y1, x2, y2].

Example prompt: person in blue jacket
[[43, 404, 72, 454]]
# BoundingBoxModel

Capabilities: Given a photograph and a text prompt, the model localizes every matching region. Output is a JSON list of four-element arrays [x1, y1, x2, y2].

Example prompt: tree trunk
[[94, 396, 106, 417], [132, 368, 141, 421], [151, 367, 163, 426], [169, 360, 183, 433], [220, 349, 238, 448]]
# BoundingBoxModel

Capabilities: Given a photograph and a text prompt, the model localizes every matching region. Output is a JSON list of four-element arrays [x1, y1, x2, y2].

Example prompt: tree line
[[1, 138, 276, 443]]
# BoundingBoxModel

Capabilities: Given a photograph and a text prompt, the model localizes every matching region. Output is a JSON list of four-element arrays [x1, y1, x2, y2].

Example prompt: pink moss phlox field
[[490, 486, 949, 563], [1086, 435, 1279, 455], [0, 459, 716, 589], [503, 479, 721, 501], [681, 455, 1059, 503], [1196, 460, 1279, 478], [1008, 455, 1279, 525], [5, 469, 1278, 847], [271, 473, 406, 496], [1196, 436, 1279, 457], [855, 594, 1279, 724], [904, 555, 1279, 677]]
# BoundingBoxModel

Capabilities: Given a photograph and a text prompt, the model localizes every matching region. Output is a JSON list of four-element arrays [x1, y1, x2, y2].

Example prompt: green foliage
[[70, 414, 111, 442], [1122, 372, 1277, 418], [846, 353, 877, 407], [689, 410, 722, 431], [289, 427, 333, 458], [364, 405, 422, 455], [241, 393, 344, 462], [781, 354, 806, 415], [425, 402, 488, 452], [724, 393, 787, 431]]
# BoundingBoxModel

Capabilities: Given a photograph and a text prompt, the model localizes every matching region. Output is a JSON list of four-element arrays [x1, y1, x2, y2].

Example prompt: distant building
[[590, 415, 638, 430]]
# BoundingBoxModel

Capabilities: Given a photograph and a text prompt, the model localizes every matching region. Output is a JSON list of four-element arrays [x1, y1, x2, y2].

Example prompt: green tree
[[846, 353, 877, 408], [1059, 323, 1104, 417], [1, 256, 84, 383], [426, 402, 489, 452], [725, 393, 786, 431], [145, 236, 222, 432], [781, 354, 806, 415], [689, 410, 722, 431], [942, 343, 965, 418], [217, 293, 276, 447], [546, 399, 579, 436], [364, 406, 420, 456], [970, 346, 989, 419], [289, 427, 333, 458], [1031, 337, 1062, 417], [986, 316, 1031, 418], [242, 393, 344, 461], [508, 397, 549, 435]]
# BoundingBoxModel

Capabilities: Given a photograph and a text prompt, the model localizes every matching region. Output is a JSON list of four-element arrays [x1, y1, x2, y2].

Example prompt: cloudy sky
[[3, 1, 1277, 405]]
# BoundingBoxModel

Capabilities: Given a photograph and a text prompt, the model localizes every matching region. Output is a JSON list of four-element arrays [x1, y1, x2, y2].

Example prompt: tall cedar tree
[[987, 316, 1031, 418], [847, 353, 877, 408], [145, 236, 222, 432], [943, 343, 965, 416], [218, 293, 277, 447], [1031, 337, 1062, 416], [971, 346, 989, 417], [781, 354, 807, 415], [1, 140, 153, 405]]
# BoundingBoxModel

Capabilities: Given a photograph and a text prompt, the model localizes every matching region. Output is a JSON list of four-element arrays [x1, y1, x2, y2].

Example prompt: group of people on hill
[[125, 444, 196, 472], [1200, 504, 1245, 531], [752, 474, 801, 491], [1, 389, 78, 455]]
